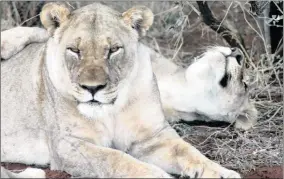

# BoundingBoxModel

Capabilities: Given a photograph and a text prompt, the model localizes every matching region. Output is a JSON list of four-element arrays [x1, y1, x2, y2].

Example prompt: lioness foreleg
[[131, 128, 241, 178], [54, 139, 172, 178]]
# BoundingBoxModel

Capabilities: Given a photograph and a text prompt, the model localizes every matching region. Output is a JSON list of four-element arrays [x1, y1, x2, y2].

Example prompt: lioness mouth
[[79, 99, 102, 105], [89, 99, 101, 104], [82, 97, 117, 105]]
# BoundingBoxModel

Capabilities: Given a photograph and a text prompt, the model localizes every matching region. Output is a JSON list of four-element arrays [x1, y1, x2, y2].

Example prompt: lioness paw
[[16, 168, 46, 178], [124, 165, 172, 178], [235, 101, 258, 130], [1, 167, 46, 178], [183, 164, 241, 178], [221, 169, 242, 178]]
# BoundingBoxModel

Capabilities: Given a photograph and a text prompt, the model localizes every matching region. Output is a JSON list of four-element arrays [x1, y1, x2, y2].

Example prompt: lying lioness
[[1, 2, 242, 178], [1, 28, 257, 131]]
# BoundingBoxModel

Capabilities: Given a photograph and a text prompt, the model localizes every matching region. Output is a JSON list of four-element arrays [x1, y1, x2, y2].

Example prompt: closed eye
[[67, 47, 80, 59], [67, 47, 80, 54], [108, 46, 123, 59], [110, 46, 121, 53], [219, 72, 231, 88]]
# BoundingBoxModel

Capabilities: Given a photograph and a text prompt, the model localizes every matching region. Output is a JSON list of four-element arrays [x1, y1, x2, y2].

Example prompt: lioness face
[[185, 47, 248, 116], [59, 6, 138, 106], [42, 3, 153, 114]]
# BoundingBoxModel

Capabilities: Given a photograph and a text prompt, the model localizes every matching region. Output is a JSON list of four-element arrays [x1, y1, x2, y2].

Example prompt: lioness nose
[[231, 47, 243, 65], [80, 84, 106, 96]]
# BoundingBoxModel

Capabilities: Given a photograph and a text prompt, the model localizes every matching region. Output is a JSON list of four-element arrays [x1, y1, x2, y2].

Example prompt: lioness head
[[186, 47, 247, 106], [185, 47, 257, 128], [41, 3, 153, 116]]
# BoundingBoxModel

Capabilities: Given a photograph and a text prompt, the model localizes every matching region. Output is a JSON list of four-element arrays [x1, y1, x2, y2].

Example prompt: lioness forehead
[[70, 3, 122, 29], [73, 3, 120, 17], [60, 3, 132, 43]]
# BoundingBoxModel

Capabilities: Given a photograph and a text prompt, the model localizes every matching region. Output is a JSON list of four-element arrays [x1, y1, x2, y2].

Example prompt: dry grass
[[1, 1, 282, 176]]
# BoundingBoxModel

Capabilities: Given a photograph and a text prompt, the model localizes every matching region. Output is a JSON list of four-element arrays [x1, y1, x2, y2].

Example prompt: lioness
[[1, 2, 241, 178], [149, 46, 257, 130], [2, 29, 257, 130]]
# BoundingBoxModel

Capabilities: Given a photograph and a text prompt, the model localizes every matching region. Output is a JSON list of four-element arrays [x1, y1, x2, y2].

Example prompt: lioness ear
[[122, 6, 154, 37], [40, 2, 71, 36]]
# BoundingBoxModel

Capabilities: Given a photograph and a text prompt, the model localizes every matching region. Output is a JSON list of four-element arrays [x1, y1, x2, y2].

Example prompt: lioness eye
[[67, 47, 80, 54], [110, 46, 120, 53], [219, 72, 231, 88]]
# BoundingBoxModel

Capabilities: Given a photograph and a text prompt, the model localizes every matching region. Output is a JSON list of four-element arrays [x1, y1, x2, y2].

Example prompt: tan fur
[[2, 3, 243, 178]]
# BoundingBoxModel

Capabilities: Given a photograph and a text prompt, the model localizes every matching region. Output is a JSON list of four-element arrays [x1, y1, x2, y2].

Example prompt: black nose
[[80, 84, 106, 96], [231, 47, 243, 65]]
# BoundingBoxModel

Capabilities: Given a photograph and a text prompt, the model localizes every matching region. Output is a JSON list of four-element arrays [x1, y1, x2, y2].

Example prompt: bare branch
[[11, 2, 21, 25], [19, 14, 40, 26], [196, 1, 246, 50]]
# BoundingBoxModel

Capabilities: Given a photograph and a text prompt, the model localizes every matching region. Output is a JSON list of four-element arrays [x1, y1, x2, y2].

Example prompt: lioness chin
[[1, 2, 241, 178]]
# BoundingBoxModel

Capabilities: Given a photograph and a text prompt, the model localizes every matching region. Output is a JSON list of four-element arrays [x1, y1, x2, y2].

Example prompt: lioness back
[[1, 43, 50, 165]]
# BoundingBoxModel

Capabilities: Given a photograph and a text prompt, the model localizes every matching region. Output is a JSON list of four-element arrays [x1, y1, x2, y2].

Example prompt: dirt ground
[[1, 163, 283, 178], [244, 166, 283, 179]]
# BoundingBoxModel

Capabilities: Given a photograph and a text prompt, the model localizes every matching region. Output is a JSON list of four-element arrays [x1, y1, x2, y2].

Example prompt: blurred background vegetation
[[1, 1, 283, 175]]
